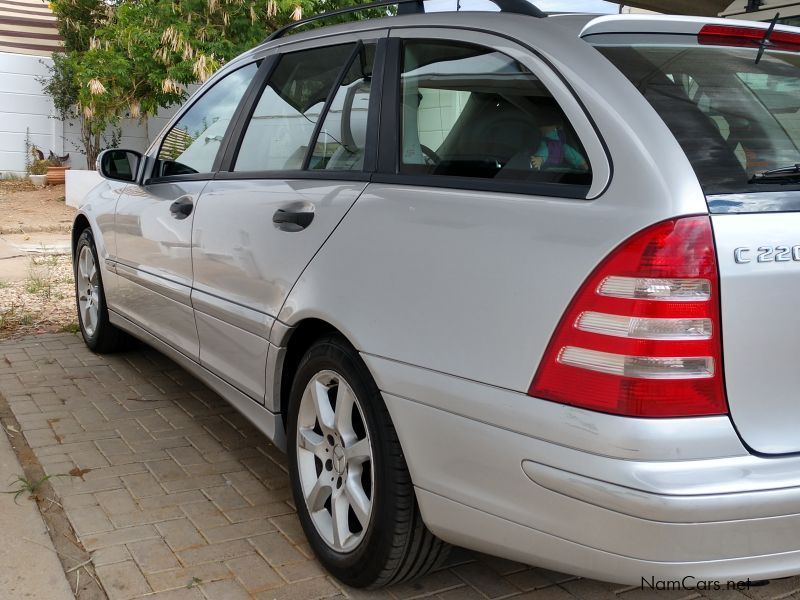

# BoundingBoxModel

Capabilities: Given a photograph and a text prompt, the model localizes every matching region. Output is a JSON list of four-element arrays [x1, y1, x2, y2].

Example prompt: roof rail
[[264, 0, 546, 42]]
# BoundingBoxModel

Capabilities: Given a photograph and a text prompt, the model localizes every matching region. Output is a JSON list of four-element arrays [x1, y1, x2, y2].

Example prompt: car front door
[[112, 62, 259, 360], [190, 35, 384, 403]]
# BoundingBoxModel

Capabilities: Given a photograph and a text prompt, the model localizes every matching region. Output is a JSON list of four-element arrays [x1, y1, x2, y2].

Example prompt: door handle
[[273, 208, 314, 231], [170, 196, 194, 220]]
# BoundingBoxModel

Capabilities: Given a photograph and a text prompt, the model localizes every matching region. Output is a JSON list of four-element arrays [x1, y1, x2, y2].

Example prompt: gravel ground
[[0, 181, 77, 339], [0, 254, 77, 339], [0, 181, 74, 234]]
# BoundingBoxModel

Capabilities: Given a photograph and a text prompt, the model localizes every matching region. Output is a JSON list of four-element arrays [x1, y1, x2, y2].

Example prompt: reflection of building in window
[[161, 128, 195, 160], [720, 0, 800, 25]]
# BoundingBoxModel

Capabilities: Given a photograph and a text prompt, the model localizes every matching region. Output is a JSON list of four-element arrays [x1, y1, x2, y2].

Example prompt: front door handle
[[170, 196, 194, 220], [273, 208, 314, 231]]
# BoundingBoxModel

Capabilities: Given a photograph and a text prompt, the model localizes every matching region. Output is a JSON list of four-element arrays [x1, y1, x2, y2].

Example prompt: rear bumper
[[364, 354, 800, 584], [416, 487, 800, 586]]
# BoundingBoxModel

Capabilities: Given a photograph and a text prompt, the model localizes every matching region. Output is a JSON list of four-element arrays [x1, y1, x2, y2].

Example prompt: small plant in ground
[[0, 281, 9, 289], [60, 322, 79, 334], [186, 577, 202, 589], [26, 252, 61, 299], [4, 474, 58, 504], [26, 273, 52, 299], [34, 251, 61, 268], [24, 128, 32, 175], [29, 160, 50, 176]]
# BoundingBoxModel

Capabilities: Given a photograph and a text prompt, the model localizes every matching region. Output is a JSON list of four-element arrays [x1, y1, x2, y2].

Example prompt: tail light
[[699, 24, 800, 52], [529, 216, 728, 418]]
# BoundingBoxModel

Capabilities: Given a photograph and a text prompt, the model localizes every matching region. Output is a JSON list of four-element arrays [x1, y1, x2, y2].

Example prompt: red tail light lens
[[699, 24, 800, 52], [529, 216, 728, 418]]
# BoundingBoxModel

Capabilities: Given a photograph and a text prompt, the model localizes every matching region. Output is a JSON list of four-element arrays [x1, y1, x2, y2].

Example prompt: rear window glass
[[597, 44, 800, 196]]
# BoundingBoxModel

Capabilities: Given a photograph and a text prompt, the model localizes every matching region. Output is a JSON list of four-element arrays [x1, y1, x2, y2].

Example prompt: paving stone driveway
[[1, 333, 798, 600]]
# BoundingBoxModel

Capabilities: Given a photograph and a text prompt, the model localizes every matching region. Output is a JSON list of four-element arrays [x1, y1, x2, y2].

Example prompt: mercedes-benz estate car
[[73, 4, 800, 587]]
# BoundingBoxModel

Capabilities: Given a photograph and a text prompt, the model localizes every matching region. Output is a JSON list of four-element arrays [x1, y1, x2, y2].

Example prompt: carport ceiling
[[620, 0, 732, 16]]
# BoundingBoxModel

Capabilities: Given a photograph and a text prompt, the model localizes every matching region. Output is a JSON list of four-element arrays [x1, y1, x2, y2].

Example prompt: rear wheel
[[287, 335, 449, 588], [74, 228, 129, 353]]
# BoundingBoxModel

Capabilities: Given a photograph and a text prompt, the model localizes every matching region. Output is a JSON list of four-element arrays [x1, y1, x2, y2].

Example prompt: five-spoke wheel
[[296, 370, 374, 552], [287, 335, 449, 588], [76, 244, 100, 338], [73, 228, 129, 353]]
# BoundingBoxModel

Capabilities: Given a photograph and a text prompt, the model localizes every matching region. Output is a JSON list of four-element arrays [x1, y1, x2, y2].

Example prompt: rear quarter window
[[596, 44, 800, 200]]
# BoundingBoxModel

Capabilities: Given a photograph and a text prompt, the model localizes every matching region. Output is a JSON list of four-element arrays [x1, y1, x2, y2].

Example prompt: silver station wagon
[[73, 1, 800, 588]]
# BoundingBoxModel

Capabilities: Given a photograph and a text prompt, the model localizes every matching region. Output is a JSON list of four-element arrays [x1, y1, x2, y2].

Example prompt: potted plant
[[29, 160, 49, 188], [45, 152, 70, 186]]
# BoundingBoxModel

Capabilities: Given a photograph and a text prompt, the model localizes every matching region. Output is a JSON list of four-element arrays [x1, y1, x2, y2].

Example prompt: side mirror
[[97, 149, 143, 183]]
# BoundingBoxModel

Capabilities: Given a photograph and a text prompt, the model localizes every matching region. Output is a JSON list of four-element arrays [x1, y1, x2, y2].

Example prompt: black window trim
[[144, 60, 264, 186]]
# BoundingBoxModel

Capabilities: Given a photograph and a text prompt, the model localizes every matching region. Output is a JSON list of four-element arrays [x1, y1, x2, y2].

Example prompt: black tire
[[287, 334, 449, 588], [74, 228, 129, 353]]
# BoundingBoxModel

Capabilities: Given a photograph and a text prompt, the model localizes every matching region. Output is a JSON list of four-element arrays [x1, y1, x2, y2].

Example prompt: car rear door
[[112, 62, 259, 360], [190, 33, 386, 403]]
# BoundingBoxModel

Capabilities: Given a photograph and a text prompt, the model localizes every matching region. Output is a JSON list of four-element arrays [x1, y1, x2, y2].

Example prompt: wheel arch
[[278, 318, 341, 426], [72, 213, 92, 257]]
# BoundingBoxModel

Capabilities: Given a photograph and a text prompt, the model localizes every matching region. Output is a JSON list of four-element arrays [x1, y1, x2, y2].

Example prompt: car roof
[[223, 10, 800, 73], [233, 11, 594, 60]]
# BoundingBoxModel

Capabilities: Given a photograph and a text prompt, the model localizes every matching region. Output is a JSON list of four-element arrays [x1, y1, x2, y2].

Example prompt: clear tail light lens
[[529, 216, 728, 417]]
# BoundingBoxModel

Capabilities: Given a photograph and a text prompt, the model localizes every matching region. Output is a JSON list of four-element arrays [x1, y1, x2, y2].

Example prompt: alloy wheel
[[296, 370, 374, 553], [76, 245, 100, 338]]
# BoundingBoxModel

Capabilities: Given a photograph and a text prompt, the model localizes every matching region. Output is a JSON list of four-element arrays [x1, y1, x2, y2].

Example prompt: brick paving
[[0, 333, 798, 600]]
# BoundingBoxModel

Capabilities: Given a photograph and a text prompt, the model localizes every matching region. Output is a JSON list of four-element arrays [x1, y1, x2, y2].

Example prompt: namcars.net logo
[[642, 577, 760, 592]]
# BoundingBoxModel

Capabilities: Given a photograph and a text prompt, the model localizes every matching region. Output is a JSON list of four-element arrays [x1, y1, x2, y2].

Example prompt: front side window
[[234, 44, 357, 172], [156, 63, 258, 177], [399, 41, 592, 186]]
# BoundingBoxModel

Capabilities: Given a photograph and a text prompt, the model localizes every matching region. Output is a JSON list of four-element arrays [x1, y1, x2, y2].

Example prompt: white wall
[[0, 50, 189, 175], [60, 107, 181, 170], [0, 52, 60, 176]]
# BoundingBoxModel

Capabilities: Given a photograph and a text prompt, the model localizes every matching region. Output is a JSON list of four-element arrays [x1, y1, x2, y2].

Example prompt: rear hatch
[[589, 17, 800, 454]]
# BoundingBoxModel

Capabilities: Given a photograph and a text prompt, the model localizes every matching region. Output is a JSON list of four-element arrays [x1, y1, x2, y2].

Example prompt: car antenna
[[755, 12, 780, 64]]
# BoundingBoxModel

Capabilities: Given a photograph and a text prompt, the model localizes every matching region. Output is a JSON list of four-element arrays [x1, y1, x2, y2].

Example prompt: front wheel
[[74, 228, 129, 353], [287, 335, 449, 588]]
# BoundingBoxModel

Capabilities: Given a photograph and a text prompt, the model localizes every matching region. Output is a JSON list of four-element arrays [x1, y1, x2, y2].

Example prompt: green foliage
[[49, 0, 112, 52], [4, 474, 58, 504], [43, 0, 385, 165], [29, 160, 50, 176], [39, 53, 79, 123]]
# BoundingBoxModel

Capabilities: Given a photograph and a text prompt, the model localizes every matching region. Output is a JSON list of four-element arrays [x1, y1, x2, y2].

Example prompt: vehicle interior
[[400, 43, 592, 185]]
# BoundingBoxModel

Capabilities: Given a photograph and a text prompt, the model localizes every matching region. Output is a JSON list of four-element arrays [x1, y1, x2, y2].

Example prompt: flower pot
[[29, 174, 47, 189], [46, 165, 70, 186]]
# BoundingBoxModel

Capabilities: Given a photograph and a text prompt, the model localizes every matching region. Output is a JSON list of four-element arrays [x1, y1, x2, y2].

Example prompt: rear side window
[[597, 44, 800, 196], [234, 44, 356, 172], [309, 44, 376, 171], [399, 40, 592, 186]]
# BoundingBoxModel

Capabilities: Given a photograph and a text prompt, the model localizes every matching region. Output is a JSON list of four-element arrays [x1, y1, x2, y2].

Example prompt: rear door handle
[[170, 196, 194, 220], [273, 208, 314, 231]]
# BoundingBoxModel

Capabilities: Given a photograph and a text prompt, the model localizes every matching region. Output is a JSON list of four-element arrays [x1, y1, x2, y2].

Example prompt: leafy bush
[[29, 160, 50, 176]]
